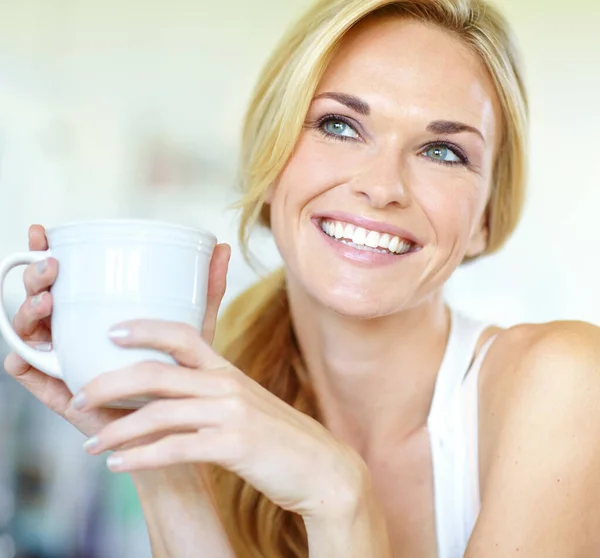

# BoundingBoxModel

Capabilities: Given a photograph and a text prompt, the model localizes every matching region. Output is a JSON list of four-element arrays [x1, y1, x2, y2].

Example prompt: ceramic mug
[[0, 219, 217, 409]]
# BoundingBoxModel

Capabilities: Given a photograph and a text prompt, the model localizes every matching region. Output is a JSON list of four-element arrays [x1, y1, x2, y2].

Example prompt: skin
[[5, 15, 600, 558]]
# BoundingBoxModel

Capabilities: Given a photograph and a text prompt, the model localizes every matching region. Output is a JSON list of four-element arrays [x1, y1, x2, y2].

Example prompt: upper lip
[[312, 211, 422, 246]]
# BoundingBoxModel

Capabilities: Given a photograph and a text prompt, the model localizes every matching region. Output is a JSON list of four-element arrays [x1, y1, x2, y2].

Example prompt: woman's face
[[269, 17, 502, 318]]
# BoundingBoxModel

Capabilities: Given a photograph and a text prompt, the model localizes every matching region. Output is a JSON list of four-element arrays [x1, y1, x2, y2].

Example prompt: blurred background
[[0, 0, 598, 556]]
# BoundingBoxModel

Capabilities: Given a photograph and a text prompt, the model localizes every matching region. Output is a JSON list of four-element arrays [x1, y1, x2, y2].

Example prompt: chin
[[311, 280, 406, 320]]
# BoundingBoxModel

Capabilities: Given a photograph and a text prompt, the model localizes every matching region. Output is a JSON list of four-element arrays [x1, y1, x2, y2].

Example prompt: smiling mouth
[[318, 218, 419, 255]]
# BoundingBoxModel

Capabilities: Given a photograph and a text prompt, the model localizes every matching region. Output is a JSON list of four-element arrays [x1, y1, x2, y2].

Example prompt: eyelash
[[310, 114, 470, 168], [423, 140, 470, 167], [312, 113, 360, 142]]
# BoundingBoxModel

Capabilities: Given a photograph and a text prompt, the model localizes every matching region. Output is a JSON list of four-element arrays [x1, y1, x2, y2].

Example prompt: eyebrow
[[313, 92, 371, 116], [313, 92, 486, 143], [427, 120, 486, 144]]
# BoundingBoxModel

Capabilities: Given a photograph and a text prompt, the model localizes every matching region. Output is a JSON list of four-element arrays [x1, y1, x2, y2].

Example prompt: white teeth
[[379, 234, 391, 250], [352, 227, 367, 245], [397, 240, 410, 254], [319, 219, 414, 255], [365, 230, 380, 248]]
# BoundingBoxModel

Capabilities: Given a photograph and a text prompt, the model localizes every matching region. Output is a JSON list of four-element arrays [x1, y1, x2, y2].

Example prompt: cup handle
[[0, 251, 62, 380]]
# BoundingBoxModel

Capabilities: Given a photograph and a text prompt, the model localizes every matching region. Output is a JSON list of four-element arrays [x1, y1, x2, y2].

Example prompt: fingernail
[[35, 259, 48, 275], [70, 392, 88, 410], [35, 342, 53, 352], [108, 327, 131, 340], [107, 455, 124, 471], [83, 436, 99, 452], [31, 293, 45, 307]]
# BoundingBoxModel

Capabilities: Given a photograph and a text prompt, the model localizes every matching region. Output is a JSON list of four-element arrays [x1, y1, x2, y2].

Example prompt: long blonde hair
[[214, 1, 528, 555]]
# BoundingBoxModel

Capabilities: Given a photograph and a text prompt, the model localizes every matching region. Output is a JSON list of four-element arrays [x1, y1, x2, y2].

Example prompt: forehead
[[317, 17, 501, 145]]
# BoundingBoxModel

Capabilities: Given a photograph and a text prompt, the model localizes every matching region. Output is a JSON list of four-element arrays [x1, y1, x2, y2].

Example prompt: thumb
[[201, 243, 231, 344]]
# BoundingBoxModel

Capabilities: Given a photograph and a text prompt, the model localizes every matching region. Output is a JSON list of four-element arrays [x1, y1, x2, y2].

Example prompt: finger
[[73, 362, 237, 411], [105, 430, 240, 472], [3, 350, 73, 416], [202, 243, 231, 344], [4, 341, 129, 435], [28, 224, 48, 251], [107, 319, 222, 369], [85, 397, 229, 455], [11, 291, 53, 338], [23, 257, 58, 297]]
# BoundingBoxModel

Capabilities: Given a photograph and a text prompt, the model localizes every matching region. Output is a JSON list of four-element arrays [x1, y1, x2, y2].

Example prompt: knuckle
[[23, 263, 38, 289], [179, 324, 200, 349], [222, 431, 247, 462], [145, 400, 171, 427], [214, 372, 241, 395], [11, 309, 27, 336], [23, 260, 57, 295], [3, 353, 21, 375], [166, 439, 194, 462], [140, 361, 165, 385], [224, 393, 248, 421], [147, 361, 163, 381]]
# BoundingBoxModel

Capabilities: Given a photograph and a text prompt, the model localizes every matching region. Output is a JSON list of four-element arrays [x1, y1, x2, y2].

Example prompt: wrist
[[304, 491, 392, 558], [303, 455, 392, 558], [132, 464, 215, 506]]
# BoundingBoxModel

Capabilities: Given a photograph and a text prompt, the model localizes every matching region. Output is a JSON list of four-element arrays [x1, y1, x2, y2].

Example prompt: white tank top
[[427, 309, 496, 558]]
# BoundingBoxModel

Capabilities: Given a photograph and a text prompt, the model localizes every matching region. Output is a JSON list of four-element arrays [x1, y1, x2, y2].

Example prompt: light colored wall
[[0, 0, 598, 326], [446, 0, 600, 325]]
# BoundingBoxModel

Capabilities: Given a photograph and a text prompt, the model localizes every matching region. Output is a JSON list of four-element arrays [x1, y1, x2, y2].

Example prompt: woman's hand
[[3, 226, 243, 558], [78, 319, 369, 520], [3, 224, 231, 440]]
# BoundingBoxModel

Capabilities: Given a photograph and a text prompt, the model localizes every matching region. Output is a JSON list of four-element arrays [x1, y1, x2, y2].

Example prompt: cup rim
[[46, 218, 218, 244]]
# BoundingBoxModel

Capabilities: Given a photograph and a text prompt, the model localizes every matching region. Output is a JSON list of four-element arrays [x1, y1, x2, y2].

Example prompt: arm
[[75, 320, 393, 558], [467, 321, 600, 557], [132, 466, 236, 558], [133, 462, 391, 558], [131, 429, 392, 558]]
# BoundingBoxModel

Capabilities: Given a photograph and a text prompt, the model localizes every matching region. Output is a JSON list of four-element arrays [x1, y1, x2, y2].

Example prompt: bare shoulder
[[478, 320, 600, 494], [466, 320, 600, 556], [480, 318, 600, 398], [482, 319, 600, 371]]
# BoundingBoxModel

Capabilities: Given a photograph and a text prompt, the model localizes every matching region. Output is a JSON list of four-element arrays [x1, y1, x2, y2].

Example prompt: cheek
[[273, 134, 363, 211], [412, 170, 486, 247]]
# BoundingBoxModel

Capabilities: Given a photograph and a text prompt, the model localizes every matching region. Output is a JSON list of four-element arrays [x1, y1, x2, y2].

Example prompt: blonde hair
[[214, 0, 528, 556]]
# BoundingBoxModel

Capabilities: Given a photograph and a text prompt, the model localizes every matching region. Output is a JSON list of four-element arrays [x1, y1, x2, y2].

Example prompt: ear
[[465, 210, 489, 259]]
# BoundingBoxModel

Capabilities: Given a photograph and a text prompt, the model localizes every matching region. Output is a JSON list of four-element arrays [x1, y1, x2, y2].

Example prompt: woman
[[5, 0, 600, 556]]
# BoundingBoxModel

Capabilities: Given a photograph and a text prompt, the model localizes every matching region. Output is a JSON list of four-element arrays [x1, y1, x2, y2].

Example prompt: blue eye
[[322, 118, 359, 139], [422, 144, 467, 166]]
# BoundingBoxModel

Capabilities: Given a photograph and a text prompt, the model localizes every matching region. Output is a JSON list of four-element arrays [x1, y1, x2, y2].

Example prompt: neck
[[288, 280, 450, 458]]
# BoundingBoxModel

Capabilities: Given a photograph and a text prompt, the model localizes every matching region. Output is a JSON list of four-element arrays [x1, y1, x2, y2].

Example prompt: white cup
[[0, 219, 217, 409]]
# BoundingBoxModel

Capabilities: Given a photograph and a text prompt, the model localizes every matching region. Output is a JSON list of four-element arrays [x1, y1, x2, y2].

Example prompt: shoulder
[[478, 320, 600, 492], [481, 319, 600, 395], [467, 321, 600, 555], [477, 319, 600, 414]]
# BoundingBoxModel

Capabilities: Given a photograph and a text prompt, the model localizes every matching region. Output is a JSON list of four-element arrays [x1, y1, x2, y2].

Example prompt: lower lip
[[313, 222, 417, 267]]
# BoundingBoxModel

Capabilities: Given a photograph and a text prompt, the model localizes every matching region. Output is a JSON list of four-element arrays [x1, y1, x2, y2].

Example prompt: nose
[[351, 149, 411, 209]]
